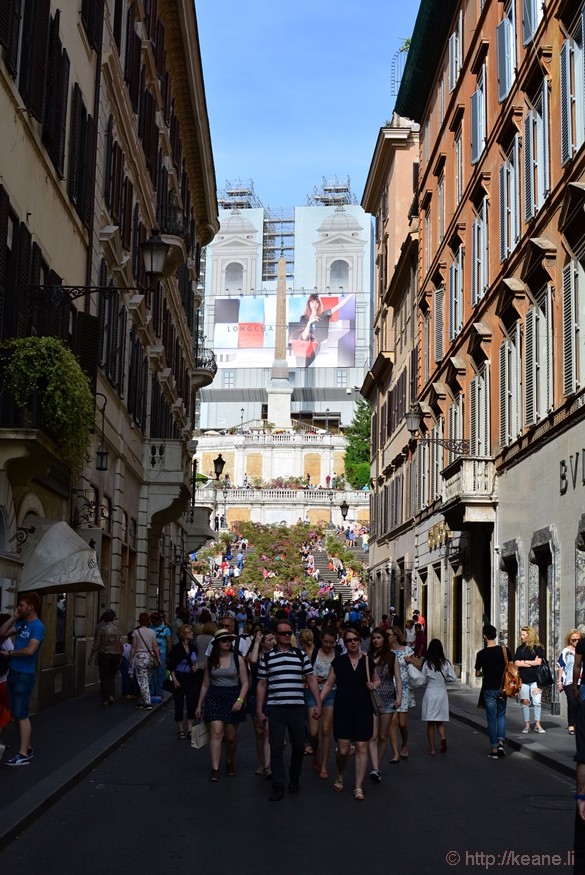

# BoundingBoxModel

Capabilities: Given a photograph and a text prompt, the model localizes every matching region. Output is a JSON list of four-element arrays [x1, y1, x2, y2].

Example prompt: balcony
[[157, 204, 189, 276], [144, 439, 192, 525], [441, 456, 497, 527], [192, 348, 217, 389]]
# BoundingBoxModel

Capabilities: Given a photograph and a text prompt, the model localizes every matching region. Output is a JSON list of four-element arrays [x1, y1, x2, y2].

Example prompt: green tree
[[344, 399, 371, 488]]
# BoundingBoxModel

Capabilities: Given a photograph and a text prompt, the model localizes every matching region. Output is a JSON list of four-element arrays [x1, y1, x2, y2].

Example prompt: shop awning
[[19, 516, 105, 593]]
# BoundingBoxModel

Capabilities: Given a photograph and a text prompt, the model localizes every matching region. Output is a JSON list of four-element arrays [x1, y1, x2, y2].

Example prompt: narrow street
[[0, 699, 574, 875]]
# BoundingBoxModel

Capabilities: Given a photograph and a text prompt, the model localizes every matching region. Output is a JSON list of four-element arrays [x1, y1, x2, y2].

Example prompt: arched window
[[224, 262, 243, 293], [329, 259, 349, 290]]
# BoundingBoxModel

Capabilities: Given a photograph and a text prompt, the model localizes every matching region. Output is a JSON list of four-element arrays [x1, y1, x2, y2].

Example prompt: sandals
[[440, 738, 447, 753], [333, 774, 344, 792], [178, 731, 187, 739], [354, 788, 365, 801], [569, 727, 576, 735], [319, 769, 328, 780]]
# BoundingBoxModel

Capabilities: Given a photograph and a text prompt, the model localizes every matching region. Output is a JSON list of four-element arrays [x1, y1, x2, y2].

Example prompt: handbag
[[191, 721, 210, 749], [499, 646, 522, 698], [137, 627, 161, 667], [162, 673, 175, 694], [406, 661, 425, 688], [536, 656, 553, 687], [365, 656, 384, 716]]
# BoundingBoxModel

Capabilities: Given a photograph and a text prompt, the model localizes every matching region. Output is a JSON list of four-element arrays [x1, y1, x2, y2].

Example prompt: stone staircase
[[312, 547, 353, 602]]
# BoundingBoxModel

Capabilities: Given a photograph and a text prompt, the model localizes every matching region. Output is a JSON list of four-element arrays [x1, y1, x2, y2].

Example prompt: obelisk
[[267, 255, 292, 427]]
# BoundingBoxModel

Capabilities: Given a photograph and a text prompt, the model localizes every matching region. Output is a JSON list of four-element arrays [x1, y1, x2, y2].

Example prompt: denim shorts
[[304, 689, 335, 708], [7, 670, 36, 720]]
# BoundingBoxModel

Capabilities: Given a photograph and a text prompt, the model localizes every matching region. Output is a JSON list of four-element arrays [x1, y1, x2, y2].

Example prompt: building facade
[[380, 0, 585, 698], [361, 117, 420, 623], [0, 0, 218, 708], [199, 179, 373, 434]]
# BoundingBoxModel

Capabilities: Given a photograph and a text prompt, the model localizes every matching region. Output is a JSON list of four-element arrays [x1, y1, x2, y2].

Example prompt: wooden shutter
[[434, 287, 444, 361], [522, 0, 535, 46], [499, 340, 508, 447], [563, 262, 576, 396], [82, 113, 97, 229], [0, 0, 11, 50], [524, 307, 536, 425], [497, 18, 511, 102], [68, 83, 83, 206], [28, 0, 50, 122], [113, 0, 123, 51], [75, 312, 99, 396], [560, 40, 572, 165], [16, 223, 31, 338], [499, 162, 508, 262], [524, 112, 534, 221]]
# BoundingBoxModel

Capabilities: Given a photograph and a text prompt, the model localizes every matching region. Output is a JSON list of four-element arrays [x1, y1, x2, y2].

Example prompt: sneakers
[[369, 769, 382, 783], [521, 727, 530, 734], [534, 725, 546, 733], [488, 750, 500, 759], [497, 746, 506, 757], [5, 752, 32, 767]]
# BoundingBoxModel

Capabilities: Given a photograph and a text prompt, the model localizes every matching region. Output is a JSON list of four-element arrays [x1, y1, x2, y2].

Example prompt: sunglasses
[[277, 630, 292, 636], [345, 637, 360, 643], [571, 638, 581, 642]]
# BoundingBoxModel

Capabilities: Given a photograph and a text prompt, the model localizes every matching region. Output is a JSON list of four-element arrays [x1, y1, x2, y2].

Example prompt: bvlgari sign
[[560, 454, 585, 495]]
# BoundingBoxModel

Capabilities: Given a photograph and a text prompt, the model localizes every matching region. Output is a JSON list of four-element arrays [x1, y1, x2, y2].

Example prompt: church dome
[[221, 208, 257, 236]]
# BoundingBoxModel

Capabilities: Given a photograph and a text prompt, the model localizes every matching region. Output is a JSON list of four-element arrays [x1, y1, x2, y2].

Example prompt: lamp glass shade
[[141, 230, 169, 278], [96, 446, 109, 471], [213, 453, 226, 479], [340, 500, 349, 520], [405, 407, 421, 435]]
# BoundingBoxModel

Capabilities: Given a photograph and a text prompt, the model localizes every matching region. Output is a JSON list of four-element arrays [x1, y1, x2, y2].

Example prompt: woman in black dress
[[167, 624, 198, 739], [317, 626, 380, 800]]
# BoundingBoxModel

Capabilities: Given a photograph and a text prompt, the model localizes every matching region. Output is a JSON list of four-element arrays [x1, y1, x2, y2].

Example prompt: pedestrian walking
[[0, 592, 46, 766], [474, 624, 511, 758], [557, 629, 582, 736], [409, 638, 456, 756], [87, 609, 123, 705], [131, 613, 160, 710], [167, 624, 198, 739], [256, 618, 322, 801]]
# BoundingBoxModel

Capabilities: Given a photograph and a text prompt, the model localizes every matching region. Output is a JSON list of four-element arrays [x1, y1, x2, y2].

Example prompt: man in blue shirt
[[0, 592, 45, 766]]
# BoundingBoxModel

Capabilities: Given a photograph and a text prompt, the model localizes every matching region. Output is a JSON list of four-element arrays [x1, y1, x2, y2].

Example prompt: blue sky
[[196, 0, 419, 210]]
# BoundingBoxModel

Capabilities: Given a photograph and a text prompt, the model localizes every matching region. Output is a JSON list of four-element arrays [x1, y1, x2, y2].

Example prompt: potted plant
[[2, 336, 95, 473]]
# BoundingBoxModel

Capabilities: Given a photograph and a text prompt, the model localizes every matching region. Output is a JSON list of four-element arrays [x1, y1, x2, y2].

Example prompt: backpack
[[500, 646, 522, 698]]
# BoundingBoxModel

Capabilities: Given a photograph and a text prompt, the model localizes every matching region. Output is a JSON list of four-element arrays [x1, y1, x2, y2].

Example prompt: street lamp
[[95, 393, 109, 471], [213, 454, 226, 480], [140, 228, 170, 279], [340, 499, 349, 521], [406, 404, 470, 454], [328, 490, 334, 529], [325, 408, 330, 434], [240, 407, 244, 433]]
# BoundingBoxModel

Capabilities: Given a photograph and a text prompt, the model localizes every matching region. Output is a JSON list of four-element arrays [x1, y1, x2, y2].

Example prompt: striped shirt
[[258, 647, 314, 706]]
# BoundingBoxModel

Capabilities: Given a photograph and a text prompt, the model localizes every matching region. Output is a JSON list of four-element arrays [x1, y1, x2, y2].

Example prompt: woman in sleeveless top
[[195, 628, 249, 782]]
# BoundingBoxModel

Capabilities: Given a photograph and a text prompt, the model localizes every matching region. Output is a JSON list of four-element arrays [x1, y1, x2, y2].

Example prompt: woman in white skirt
[[409, 638, 456, 756]]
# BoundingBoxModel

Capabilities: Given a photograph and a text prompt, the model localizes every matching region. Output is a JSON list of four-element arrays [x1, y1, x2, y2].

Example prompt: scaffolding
[[305, 175, 358, 207], [217, 179, 263, 211], [262, 208, 295, 281]]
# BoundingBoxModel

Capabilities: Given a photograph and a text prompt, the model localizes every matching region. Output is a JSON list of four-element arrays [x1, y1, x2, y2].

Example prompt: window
[[438, 173, 445, 242], [425, 209, 431, 273], [423, 311, 431, 383], [470, 362, 490, 456], [560, 9, 585, 165], [68, 83, 97, 229], [524, 285, 553, 425], [449, 10, 463, 92], [471, 197, 488, 305], [448, 246, 464, 340], [499, 134, 521, 261], [455, 126, 463, 204], [524, 80, 550, 221], [425, 119, 431, 164], [330, 260, 349, 289], [434, 287, 444, 362], [471, 63, 487, 163], [448, 394, 464, 464], [499, 324, 522, 447], [497, 0, 517, 102], [336, 369, 348, 388], [522, 0, 544, 45], [223, 370, 235, 389], [429, 421, 443, 499], [562, 260, 585, 396], [224, 263, 243, 293], [439, 76, 445, 124]]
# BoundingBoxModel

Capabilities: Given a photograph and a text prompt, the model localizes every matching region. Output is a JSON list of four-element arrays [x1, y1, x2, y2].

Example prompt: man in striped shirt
[[256, 619, 322, 801]]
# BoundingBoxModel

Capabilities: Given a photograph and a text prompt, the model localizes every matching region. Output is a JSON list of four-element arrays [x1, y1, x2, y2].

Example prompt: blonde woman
[[514, 626, 545, 734], [298, 629, 318, 762], [557, 629, 582, 735]]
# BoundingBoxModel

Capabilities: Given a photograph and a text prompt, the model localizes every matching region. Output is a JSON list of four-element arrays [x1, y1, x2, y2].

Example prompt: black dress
[[331, 654, 375, 742]]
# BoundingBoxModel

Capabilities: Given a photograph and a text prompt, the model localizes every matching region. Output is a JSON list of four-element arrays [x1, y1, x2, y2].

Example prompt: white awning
[[19, 515, 105, 593]]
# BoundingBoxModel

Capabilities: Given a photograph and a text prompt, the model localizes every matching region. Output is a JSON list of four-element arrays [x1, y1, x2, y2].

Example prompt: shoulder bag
[[500, 646, 522, 698], [137, 627, 161, 668], [536, 653, 553, 687], [406, 661, 425, 688], [365, 656, 384, 716]]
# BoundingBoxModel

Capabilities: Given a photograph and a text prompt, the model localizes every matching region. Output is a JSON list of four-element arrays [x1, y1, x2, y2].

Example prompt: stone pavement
[[0, 682, 578, 850]]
